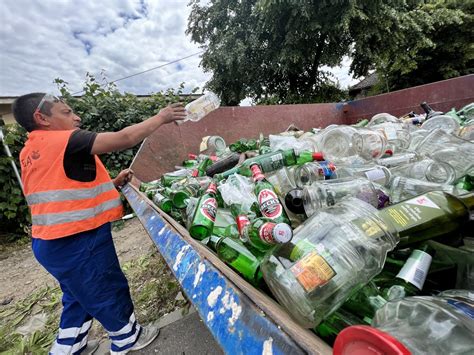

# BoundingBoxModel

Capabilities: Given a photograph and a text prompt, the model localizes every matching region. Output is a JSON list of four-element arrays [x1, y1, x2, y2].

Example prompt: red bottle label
[[201, 198, 217, 222], [258, 189, 282, 219], [236, 215, 250, 235], [259, 222, 276, 244]]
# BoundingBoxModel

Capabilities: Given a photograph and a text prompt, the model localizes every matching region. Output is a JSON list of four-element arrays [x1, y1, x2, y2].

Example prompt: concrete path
[[94, 307, 223, 355]]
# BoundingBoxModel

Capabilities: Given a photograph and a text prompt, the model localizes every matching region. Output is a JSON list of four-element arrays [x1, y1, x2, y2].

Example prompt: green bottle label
[[380, 194, 444, 231], [396, 250, 432, 290]]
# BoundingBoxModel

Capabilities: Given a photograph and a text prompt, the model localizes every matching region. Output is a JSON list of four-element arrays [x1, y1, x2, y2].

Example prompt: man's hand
[[158, 103, 187, 124], [113, 168, 134, 189]]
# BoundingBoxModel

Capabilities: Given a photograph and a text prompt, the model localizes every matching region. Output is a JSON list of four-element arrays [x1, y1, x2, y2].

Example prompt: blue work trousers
[[32, 223, 141, 354]]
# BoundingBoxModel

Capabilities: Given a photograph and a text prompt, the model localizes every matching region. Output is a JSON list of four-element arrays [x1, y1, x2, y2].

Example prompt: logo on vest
[[31, 151, 41, 160]]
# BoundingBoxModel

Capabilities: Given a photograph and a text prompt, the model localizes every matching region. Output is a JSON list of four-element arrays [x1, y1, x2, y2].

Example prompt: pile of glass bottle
[[140, 102, 474, 353]]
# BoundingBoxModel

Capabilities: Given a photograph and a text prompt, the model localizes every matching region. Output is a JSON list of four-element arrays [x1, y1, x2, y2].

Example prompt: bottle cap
[[333, 325, 411, 355], [272, 223, 293, 244], [312, 152, 324, 161]]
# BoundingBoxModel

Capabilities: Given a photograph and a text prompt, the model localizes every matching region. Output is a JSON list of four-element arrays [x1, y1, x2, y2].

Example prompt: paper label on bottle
[[199, 136, 210, 152], [201, 198, 217, 222], [380, 194, 444, 231], [396, 250, 432, 290], [260, 153, 284, 172], [365, 168, 386, 182], [290, 251, 336, 292], [236, 215, 250, 235], [258, 189, 283, 219], [259, 222, 276, 244], [445, 298, 474, 319]]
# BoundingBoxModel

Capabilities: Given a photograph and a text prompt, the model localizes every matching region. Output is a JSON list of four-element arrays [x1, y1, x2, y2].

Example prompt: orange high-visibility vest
[[20, 130, 123, 240]]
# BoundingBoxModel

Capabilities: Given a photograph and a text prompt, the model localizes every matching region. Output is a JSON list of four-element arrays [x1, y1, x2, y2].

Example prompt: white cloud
[[0, 0, 355, 101]]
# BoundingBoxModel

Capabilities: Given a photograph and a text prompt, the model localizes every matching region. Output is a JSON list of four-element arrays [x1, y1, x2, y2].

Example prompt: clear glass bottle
[[333, 165, 392, 187], [367, 113, 400, 127], [421, 114, 461, 134], [261, 197, 399, 328], [302, 178, 380, 216], [376, 151, 420, 168], [414, 128, 474, 180], [388, 176, 460, 203], [390, 158, 456, 184], [351, 129, 387, 160], [373, 122, 412, 150], [179, 91, 221, 124], [319, 126, 358, 161], [294, 161, 337, 188], [372, 290, 474, 354]]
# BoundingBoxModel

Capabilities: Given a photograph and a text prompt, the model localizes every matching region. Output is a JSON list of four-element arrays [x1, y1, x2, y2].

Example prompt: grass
[[0, 251, 186, 354]]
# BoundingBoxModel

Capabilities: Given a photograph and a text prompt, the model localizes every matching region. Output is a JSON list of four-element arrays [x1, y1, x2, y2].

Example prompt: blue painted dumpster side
[[122, 184, 309, 355]]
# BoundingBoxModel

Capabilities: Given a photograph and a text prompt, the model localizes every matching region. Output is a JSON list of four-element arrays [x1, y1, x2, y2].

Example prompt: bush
[[1, 73, 197, 239]]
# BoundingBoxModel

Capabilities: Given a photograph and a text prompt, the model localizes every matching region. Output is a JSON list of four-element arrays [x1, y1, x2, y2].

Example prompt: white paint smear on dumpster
[[173, 245, 190, 271], [193, 262, 206, 287], [159, 226, 166, 235], [219, 291, 242, 327], [263, 337, 273, 355], [207, 286, 223, 308], [207, 311, 214, 322]]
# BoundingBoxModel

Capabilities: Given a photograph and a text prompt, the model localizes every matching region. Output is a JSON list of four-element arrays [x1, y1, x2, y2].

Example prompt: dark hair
[[12, 92, 55, 132]]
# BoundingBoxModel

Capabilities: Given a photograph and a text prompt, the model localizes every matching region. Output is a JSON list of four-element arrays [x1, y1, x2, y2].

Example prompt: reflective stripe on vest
[[32, 198, 122, 226], [25, 181, 116, 205]]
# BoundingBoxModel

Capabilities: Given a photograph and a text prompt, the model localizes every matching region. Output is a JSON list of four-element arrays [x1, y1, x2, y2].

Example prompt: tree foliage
[[187, 0, 472, 104], [375, 0, 474, 92]]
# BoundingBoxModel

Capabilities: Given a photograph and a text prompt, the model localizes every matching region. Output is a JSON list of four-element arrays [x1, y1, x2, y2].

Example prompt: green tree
[[186, 0, 427, 105], [373, 0, 474, 92], [187, 0, 472, 104]]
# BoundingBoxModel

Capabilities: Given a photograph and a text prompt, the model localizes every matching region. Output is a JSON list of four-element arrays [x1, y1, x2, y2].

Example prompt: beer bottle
[[207, 235, 264, 286], [240, 217, 293, 252], [152, 191, 173, 213], [341, 281, 387, 324], [381, 245, 434, 301], [139, 179, 163, 192], [170, 183, 201, 209], [192, 156, 213, 177], [315, 309, 364, 346], [251, 164, 291, 224], [189, 181, 218, 240], [215, 149, 324, 180]]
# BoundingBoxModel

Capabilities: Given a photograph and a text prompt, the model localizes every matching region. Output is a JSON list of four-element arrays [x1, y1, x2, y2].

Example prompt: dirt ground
[[0, 218, 154, 305]]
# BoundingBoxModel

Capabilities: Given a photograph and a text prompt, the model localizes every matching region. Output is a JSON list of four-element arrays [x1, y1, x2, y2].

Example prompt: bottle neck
[[458, 192, 474, 219], [396, 248, 432, 290]]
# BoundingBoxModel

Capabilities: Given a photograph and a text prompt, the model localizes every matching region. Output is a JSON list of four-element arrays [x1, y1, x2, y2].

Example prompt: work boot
[[111, 325, 160, 354], [81, 339, 100, 355]]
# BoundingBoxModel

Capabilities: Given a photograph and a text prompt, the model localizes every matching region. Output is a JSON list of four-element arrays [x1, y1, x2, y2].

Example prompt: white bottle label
[[396, 250, 432, 290], [365, 168, 386, 182]]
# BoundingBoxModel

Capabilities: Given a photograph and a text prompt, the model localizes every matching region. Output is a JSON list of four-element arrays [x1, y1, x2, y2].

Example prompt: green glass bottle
[[152, 191, 173, 213], [251, 164, 291, 224], [381, 245, 434, 301], [215, 149, 324, 180], [377, 191, 474, 246], [352, 119, 369, 127], [182, 159, 198, 168], [241, 218, 293, 252], [189, 182, 218, 240], [207, 235, 264, 286], [315, 309, 364, 346], [139, 180, 162, 192], [170, 183, 201, 209], [192, 156, 213, 177], [258, 134, 271, 154], [161, 173, 189, 187], [341, 281, 387, 324]]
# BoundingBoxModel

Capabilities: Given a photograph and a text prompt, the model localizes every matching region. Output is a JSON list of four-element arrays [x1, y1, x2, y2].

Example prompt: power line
[[72, 50, 204, 95]]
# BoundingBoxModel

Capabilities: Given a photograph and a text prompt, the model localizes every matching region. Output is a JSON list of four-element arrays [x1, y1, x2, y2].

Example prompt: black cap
[[285, 188, 305, 214]]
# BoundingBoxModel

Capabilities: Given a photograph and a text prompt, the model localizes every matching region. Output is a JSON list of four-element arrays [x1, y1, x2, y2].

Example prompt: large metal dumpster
[[123, 74, 474, 355]]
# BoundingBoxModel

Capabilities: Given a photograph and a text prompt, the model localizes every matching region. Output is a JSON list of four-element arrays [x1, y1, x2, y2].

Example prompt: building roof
[[350, 72, 379, 91]]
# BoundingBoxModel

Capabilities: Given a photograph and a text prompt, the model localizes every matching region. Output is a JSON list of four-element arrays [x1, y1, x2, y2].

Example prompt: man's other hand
[[114, 168, 134, 188], [158, 103, 187, 124]]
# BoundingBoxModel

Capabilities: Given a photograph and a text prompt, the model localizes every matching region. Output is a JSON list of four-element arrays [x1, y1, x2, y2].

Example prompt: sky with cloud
[[0, 0, 357, 104]]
